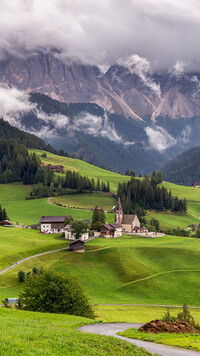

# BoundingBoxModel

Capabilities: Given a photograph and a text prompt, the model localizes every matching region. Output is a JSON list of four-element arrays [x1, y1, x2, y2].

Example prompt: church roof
[[116, 197, 122, 211], [122, 215, 136, 224]]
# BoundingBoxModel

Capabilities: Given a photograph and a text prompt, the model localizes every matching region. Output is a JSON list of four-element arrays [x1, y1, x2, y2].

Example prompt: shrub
[[18, 270, 25, 282], [32, 267, 39, 275], [19, 268, 96, 319]]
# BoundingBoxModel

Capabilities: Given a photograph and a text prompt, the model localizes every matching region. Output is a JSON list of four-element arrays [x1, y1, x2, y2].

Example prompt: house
[[39, 216, 66, 233], [116, 197, 141, 233], [69, 240, 85, 252], [48, 164, 64, 173], [41, 163, 64, 173], [100, 223, 122, 238], [0, 220, 12, 226], [64, 224, 89, 241], [140, 226, 149, 233]]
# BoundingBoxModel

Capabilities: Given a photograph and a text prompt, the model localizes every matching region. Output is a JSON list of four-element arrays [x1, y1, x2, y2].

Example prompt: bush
[[18, 270, 26, 282], [19, 268, 96, 319]]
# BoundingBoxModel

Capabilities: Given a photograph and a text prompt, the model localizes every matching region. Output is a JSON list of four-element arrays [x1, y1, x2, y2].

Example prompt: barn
[[69, 240, 85, 252]]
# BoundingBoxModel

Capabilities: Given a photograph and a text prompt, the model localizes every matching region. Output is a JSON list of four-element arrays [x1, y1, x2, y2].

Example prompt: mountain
[[1, 52, 200, 120], [1, 52, 200, 174], [163, 146, 200, 185]]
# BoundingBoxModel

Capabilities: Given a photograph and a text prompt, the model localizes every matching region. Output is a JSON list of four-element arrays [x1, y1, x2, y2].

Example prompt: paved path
[[0, 247, 68, 275], [78, 323, 200, 356], [99, 303, 200, 308]]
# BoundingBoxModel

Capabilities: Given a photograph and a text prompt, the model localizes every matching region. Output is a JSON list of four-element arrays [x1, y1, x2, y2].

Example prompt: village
[[37, 197, 153, 252]]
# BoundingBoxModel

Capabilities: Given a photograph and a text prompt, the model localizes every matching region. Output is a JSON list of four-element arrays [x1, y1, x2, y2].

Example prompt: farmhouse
[[69, 240, 85, 252], [41, 163, 64, 172], [100, 223, 122, 238], [39, 216, 66, 233], [116, 197, 141, 233], [64, 224, 89, 241]]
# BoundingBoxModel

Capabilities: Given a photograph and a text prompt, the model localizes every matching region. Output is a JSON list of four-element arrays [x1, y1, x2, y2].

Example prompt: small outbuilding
[[69, 240, 85, 252], [5, 298, 18, 304], [0, 220, 12, 227]]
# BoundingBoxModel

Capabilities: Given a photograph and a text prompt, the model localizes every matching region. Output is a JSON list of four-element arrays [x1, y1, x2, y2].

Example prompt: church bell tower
[[116, 197, 123, 224]]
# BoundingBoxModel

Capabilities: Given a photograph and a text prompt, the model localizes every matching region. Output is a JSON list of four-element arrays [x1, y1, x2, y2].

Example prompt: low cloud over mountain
[[1, 0, 200, 72]]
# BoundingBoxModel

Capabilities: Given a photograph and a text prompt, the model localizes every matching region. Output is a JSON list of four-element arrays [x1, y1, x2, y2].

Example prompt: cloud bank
[[0, 85, 134, 145], [145, 126, 177, 151], [1, 0, 200, 71]]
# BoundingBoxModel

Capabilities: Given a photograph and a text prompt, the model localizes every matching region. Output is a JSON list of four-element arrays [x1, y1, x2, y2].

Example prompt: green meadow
[[0, 183, 114, 225], [0, 309, 151, 356], [0, 227, 68, 270], [146, 182, 200, 229], [49, 192, 116, 211], [2, 234, 200, 309], [29, 149, 130, 192], [119, 327, 200, 352]]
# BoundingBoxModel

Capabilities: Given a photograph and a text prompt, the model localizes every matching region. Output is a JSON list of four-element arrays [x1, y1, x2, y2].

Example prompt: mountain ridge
[[1, 52, 200, 121]]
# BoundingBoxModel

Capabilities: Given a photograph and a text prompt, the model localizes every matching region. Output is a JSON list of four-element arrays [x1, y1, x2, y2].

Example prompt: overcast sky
[[1, 0, 200, 71]]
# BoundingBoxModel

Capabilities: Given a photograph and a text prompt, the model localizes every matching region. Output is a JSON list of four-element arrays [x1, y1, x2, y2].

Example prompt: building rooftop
[[122, 215, 136, 224], [39, 216, 66, 223]]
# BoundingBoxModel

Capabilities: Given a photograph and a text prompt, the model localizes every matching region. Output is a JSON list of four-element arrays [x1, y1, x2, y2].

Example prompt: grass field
[[162, 182, 200, 202], [119, 327, 200, 352], [29, 149, 130, 192], [0, 183, 114, 225], [49, 192, 116, 211], [0, 309, 152, 356], [146, 182, 200, 229], [2, 235, 200, 308], [97, 305, 200, 323], [0, 227, 68, 271]]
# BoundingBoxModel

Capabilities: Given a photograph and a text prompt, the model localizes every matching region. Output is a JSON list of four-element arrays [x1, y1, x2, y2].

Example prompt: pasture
[[0, 309, 150, 356], [49, 192, 116, 211], [0, 183, 114, 225], [1, 235, 200, 309], [29, 149, 131, 192]]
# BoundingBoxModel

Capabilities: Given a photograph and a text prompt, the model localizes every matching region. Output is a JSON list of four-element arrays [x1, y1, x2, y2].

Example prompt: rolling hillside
[[0, 183, 114, 225], [0, 309, 149, 356], [29, 148, 131, 192], [2, 235, 200, 308], [146, 182, 200, 229]]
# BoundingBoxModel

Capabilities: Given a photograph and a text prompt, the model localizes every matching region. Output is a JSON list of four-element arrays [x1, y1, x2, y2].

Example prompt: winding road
[[78, 323, 200, 356]]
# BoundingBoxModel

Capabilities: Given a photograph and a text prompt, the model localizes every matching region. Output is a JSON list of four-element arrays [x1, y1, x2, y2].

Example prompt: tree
[[91, 206, 106, 231], [19, 269, 95, 318], [150, 218, 160, 232], [71, 220, 88, 240], [18, 270, 26, 282], [64, 215, 73, 225], [195, 229, 200, 238]]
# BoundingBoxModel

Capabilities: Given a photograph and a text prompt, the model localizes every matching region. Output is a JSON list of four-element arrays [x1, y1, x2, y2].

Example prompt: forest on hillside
[[163, 146, 200, 185]]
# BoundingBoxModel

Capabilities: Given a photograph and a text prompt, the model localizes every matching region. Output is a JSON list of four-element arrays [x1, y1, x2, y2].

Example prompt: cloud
[[72, 111, 135, 145], [0, 85, 36, 128], [145, 126, 177, 151], [0, 1, 200, 71], [118, 54, 161, 96], [0, 85, 134, 145]]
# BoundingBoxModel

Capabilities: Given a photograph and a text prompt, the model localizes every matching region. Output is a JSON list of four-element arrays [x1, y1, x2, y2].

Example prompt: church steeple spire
[[116, 197, 123, 224]]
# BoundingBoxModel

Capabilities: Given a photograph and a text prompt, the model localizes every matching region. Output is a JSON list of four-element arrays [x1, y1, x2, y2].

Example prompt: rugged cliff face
[[1, 52, 200, 121]]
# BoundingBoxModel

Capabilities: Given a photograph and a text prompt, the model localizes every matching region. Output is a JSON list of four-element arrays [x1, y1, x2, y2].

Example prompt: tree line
[[28, 171, 110, 199], [117, 175, 187, 218]]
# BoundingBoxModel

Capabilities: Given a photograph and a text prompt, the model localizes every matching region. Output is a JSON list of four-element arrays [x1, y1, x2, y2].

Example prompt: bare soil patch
[[139, 319, 200, 334]]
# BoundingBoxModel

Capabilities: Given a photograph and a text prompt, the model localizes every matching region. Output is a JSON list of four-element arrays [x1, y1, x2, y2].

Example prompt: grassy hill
[[49, 192, 116, 211], [2, 234, 200, 308], [146, 182, 200, 229], [29, 149, 131, 192], [0, 183, 114, 225], [0, 309, 150, 356]]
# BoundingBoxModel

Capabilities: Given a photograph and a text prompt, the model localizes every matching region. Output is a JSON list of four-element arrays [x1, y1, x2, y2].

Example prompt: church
[[115, 197, 141, 233]]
